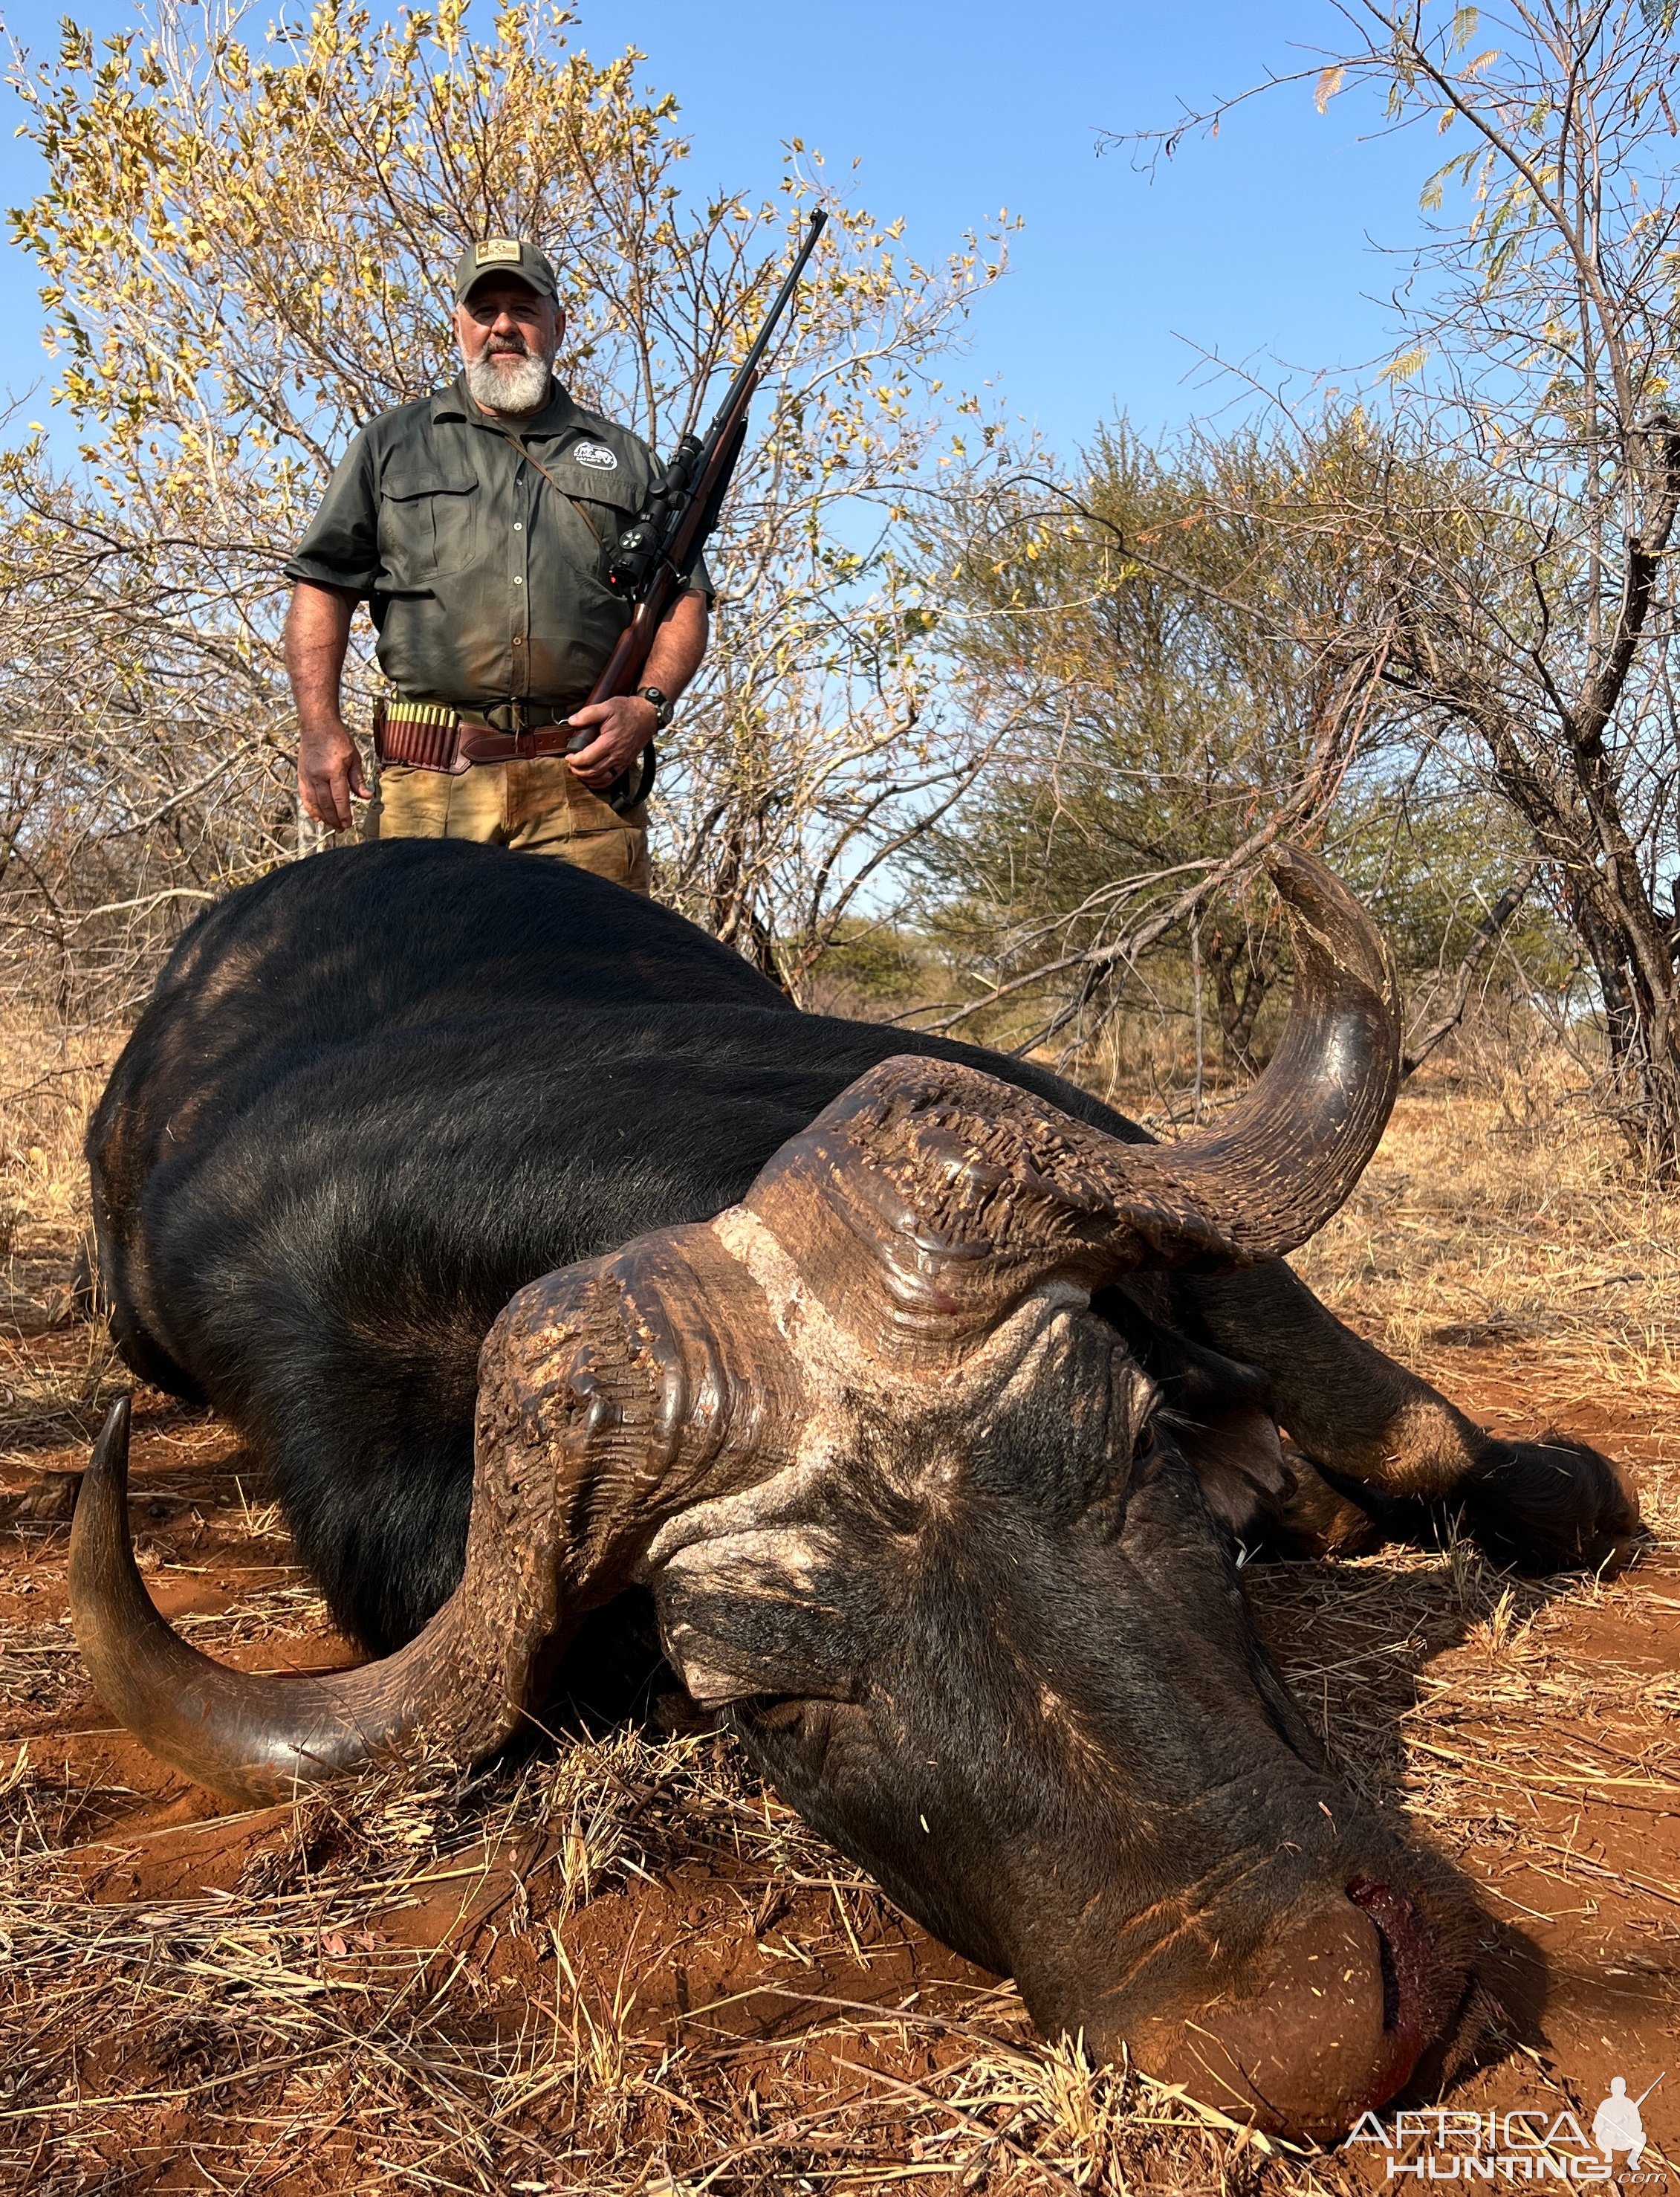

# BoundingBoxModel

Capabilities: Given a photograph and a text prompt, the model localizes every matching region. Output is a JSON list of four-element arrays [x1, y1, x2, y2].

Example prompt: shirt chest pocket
[[377, 465, 480, 588], [528, 450, 643, 586]]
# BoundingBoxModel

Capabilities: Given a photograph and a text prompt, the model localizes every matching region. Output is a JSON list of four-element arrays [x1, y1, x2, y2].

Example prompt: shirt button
[[513, 522, 523, 531], [513, 575, 523, 585], [512, 635, 523, 645]]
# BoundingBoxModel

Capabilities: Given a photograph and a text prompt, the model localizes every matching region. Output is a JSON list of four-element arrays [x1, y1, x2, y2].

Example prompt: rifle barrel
[[580, 210, 828, 720], [701, 210, 828, 441]]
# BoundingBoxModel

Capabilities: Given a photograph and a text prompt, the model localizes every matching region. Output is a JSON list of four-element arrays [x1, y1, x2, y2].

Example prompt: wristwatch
[[636, 685, 675, 730]]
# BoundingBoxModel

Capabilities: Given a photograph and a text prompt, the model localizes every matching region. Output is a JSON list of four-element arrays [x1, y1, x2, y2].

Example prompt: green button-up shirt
[[284, 374, 712, 711]]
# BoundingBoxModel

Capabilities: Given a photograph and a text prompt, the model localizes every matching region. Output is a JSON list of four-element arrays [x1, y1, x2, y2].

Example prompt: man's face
[[455, 279, 562, 417]]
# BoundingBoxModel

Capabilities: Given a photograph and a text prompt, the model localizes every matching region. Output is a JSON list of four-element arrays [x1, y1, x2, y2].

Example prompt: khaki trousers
[[363, 757, 650, 895]]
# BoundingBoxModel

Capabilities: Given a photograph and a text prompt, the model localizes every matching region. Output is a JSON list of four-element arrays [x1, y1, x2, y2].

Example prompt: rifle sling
[[490, 425, 614, 545]]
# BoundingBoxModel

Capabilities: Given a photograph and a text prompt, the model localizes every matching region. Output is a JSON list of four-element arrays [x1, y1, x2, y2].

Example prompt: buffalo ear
[[1092, 1287, 1290, 1545], [1268, 1443, 1390, 1558], [1168, 1398, 1291, 1544]]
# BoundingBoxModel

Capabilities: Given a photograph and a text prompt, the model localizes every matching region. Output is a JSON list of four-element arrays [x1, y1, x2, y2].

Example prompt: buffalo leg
[[1169, 1261, 1640, 1573]]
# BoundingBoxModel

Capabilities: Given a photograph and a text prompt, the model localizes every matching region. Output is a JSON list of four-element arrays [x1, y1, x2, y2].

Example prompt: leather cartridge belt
[[372, 695, 657, 814], [372, 695, 581, 777]]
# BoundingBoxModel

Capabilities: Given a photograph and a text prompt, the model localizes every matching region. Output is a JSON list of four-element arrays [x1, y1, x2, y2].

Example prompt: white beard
[[464, 347, 553, 418]]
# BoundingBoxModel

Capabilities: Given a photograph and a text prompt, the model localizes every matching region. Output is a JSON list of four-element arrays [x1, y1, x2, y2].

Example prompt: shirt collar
[[434, 372, 580, 439]]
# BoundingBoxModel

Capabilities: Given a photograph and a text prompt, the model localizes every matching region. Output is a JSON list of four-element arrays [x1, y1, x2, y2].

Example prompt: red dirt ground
[[2, 1324, 1676, 2193]]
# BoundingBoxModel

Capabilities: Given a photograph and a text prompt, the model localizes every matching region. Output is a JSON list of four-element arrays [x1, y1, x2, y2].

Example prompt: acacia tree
[[1122, 1, 1680, 1174], [910, 414, 1460, 1070], [0, 0, 1005, 1015]]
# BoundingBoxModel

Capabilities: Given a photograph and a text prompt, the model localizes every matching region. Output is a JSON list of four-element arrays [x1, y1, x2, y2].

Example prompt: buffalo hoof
[[1462, 1431, 1642, 1576]]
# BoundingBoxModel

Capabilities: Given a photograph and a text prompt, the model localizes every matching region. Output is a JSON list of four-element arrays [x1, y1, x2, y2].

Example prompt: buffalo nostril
[[1346, 1877, 1439, 2059], [1120, 1886, 1446, 2141]]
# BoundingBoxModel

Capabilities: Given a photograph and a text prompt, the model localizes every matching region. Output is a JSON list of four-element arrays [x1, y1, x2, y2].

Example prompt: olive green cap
[[453, 238, 558, 306]]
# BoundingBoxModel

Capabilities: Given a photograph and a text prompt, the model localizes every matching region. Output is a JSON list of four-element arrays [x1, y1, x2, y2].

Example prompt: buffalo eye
[[747, 1695, 807, 1732], [652, 1526, 863, 1709]]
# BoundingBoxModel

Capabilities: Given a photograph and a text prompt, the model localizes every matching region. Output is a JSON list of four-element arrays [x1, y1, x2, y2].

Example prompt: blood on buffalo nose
[[1128, 1879, 1442, 2141]]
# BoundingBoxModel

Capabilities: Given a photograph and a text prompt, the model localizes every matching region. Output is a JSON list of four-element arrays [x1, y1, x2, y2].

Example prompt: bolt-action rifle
[[576, 209, 828, 806]]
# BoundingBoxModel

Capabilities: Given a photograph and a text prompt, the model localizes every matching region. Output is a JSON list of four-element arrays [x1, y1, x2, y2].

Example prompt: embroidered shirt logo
[[571, 440, 618, 471]]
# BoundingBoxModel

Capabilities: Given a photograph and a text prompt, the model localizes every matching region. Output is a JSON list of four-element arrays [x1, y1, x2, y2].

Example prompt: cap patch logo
[[572, 440, 618, 470], [476, 239, 522, 265]]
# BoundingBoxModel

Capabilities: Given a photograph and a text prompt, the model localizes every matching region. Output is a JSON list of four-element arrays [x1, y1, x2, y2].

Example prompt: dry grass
[[0, 1021, 117, 1461], [1296, 1045, 1680, 1458], [0, 1709, 1325, 2192], [0, 1028, 1676, 2194]]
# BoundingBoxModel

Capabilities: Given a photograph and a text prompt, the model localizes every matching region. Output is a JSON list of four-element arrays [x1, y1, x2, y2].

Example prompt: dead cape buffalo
[[71, 838, 1637, 2140]]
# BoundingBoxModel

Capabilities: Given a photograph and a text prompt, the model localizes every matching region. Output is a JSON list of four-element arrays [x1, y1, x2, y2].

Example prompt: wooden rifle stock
[[586, 598, 661, 711]]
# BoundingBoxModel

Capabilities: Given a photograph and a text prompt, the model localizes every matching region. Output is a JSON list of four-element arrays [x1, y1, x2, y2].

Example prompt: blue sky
[[0, 1, 1441, 459]]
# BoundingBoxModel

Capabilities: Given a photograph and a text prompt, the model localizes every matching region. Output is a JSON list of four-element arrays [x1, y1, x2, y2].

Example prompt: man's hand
[[565, 692, 658, 792], [299, 717, 371, 834]]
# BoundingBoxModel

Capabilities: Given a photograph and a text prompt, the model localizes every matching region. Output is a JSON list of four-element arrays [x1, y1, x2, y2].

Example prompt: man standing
[[283, 239, 711, 893]]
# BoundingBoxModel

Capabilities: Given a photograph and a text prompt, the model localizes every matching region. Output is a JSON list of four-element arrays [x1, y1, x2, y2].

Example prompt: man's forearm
[[287, 580, 368, 832], [285, 581, 357, 730], [640, 589, 709, 702]]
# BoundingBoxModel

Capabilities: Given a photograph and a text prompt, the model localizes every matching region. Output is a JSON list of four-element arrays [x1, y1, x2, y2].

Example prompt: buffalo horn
[[71, 1237, 794, 1803], [740, 844, 1400, 1359]]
